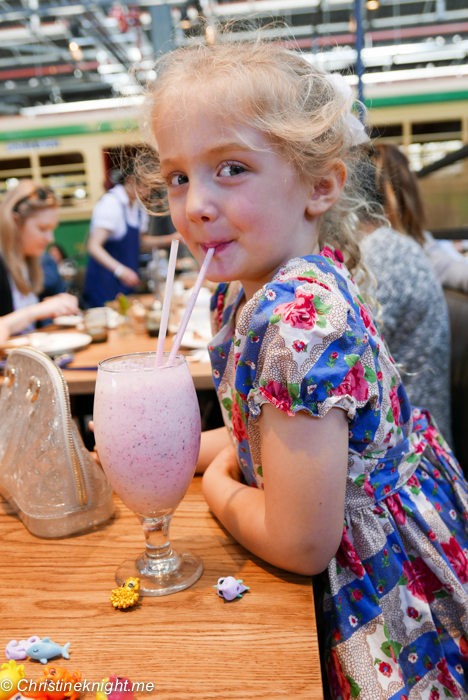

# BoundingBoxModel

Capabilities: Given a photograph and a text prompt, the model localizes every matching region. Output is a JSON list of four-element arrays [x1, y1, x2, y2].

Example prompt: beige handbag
[[0, 346, 114, 538]]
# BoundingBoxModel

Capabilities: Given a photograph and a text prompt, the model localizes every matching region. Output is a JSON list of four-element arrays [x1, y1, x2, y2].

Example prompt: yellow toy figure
[[0, 660, 25, 700], [109, 577, 140, 609]]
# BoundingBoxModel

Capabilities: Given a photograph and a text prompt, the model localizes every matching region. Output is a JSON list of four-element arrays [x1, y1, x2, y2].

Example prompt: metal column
[[354, 0, 365, 121], [150, 4, 173, 56]]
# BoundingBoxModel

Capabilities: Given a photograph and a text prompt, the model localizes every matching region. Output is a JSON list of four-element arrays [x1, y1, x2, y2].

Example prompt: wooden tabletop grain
[[58, 330, 214, 394], [1, 477, 323, 700]]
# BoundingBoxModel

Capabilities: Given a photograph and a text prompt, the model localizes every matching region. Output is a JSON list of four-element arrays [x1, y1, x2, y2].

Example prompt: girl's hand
[[204, 445, 242, 482]]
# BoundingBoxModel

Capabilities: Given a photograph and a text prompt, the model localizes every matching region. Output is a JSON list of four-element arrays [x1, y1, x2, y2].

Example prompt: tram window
[[39, 152, 87, 207], [412, 121, 462, 136], [0, 156, 32, 197], [407, 140, 464, 174], [370, 124, 403, 139]]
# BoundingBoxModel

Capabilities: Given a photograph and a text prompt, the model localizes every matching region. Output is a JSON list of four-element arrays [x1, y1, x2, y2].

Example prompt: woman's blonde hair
[[372, 144, 425, 245], [138, 40, 371, 275], [0, 179, 58, 295]]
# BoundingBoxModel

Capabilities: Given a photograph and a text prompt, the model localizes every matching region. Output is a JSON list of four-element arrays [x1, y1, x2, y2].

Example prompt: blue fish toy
[[25, 637, 70, 664]]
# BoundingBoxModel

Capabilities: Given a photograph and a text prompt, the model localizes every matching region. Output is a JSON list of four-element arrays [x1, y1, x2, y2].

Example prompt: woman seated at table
[[0, 180, 79, 331], [358, 155, 452, 444], [372, 143, 468, 293]]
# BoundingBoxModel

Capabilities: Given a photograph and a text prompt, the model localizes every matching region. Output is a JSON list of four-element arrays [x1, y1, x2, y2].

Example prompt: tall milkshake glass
[[94, 352, 203, 596]]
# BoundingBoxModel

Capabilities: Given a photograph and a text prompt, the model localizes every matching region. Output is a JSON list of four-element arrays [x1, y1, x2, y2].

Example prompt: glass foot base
[[116, 550, 203, 597]]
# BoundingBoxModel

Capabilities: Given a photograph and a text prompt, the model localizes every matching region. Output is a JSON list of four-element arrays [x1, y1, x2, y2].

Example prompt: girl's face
[[155, 106, 321, 299], [17, 207, 58, 258]]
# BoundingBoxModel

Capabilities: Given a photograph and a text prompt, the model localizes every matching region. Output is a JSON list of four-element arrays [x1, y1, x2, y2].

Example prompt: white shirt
[[89, 184, 149, 241], [9, 271, 38, 333]]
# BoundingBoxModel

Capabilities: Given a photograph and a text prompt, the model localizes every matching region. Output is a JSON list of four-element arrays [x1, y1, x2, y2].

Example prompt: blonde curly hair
[[138, 40, 371, 275]]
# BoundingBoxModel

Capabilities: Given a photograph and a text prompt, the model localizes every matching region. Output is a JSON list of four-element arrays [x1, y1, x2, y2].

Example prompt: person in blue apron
[[83, 159, 150, 308]]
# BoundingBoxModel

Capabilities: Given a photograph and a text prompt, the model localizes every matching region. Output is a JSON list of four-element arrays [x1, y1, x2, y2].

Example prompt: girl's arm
[[202, 405, 349, 576], [195, 426, 231, 474]]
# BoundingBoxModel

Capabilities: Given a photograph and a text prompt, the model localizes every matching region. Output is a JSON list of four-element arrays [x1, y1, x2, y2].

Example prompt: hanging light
[[366, 0, 379, 9], [69, 40, 84, 62]]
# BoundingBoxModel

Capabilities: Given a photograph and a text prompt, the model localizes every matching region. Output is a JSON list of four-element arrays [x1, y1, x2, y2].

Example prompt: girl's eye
[[219, 164, 246, 178], [168, 174, 188, 187]]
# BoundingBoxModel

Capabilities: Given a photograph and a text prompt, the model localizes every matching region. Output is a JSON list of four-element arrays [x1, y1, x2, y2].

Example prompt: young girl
[[141, 41, 468, 698]]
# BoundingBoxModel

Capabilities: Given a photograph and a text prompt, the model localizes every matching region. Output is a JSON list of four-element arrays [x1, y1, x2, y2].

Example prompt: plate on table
[[53, 315, 83, 327], [1, 332, 92, 358]]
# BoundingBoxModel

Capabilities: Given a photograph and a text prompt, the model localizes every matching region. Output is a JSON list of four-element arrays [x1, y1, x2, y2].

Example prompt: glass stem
[[138, 512, 175, 568]]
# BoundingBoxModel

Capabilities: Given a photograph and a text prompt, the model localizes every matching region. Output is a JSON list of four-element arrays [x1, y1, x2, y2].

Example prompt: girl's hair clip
[[328, 73, 370, 147]]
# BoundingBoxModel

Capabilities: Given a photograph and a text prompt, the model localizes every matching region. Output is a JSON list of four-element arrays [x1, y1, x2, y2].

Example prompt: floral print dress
[[208, 249, 468, 700]]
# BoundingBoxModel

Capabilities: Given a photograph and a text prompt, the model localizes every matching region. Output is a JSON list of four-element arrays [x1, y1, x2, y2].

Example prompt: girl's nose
[[185, 182, 218, 225]]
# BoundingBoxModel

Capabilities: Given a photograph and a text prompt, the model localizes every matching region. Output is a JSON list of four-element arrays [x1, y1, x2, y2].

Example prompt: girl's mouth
[[200, 241, 233, 256]]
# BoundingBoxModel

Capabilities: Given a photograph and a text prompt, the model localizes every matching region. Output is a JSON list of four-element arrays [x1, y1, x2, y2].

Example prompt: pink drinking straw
[[155, 238, 179, 367], [167, 247, 215, 366]]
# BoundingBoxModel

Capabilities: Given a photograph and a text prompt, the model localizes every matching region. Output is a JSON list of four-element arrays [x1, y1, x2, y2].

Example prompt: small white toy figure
[[214, 577, 249, 601]]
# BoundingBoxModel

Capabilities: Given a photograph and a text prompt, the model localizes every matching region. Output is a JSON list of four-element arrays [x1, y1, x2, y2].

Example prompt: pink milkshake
[[94, 353, 201, 516]]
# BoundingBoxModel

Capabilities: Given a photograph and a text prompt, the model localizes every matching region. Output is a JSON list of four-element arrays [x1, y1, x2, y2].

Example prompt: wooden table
[[58, 329, 214, 395], [1, 477, 323, 699]]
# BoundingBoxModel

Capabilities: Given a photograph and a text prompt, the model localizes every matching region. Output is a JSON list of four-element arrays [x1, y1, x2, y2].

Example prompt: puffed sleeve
[[210, 281, 242, 336], [234, 272, 381, 422], [90, 191, 122, 237]]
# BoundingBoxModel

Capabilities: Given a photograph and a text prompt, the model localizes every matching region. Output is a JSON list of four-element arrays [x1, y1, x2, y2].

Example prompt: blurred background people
[[0, 180, 79, 331], [41, 244, 66, 300], [373, 143, 468, 294], [358, 156, 452, 443], [82, 157, 180, 308]]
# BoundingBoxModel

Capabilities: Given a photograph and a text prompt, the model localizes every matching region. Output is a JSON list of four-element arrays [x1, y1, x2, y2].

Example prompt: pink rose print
[[336, 527, 365, 579], [292, 340, 307, 353], [363, 473, 375, 500], [231, 400, 248, 444], [327, 650, 351, 700], [384, 431, 392, 443], [262, 381, 293, 413], [378, 661, 392, 677], [358, 303, 377, 336], [332, 361, 369, 402], [428, 530, 437, 541], [436, 658, 460, 698], [424, 426, 450, 460], [389, 385, 401, 425], [321, 246, 344, 268], [407, 474, 421, 488], [351, 589, 363, 601], [274, 289, 317, 330], [216, 291, 225, 327], [385, 493, 407, 525], [441, 537, 468, 584], [430, 690, 440, 700], [407, 606, 419, 619], [377, 371, 383, 382], [402, 557, 443, 603], [460, 635, 468, 657], [413, 440, 425, 455], [234, 353, 241, 370], [383, 484, 391, 495]]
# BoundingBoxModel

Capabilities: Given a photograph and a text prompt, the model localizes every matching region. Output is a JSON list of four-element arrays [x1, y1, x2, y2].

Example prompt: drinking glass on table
[[93, 351, 203, 596], [83, 307, 108, 343]]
